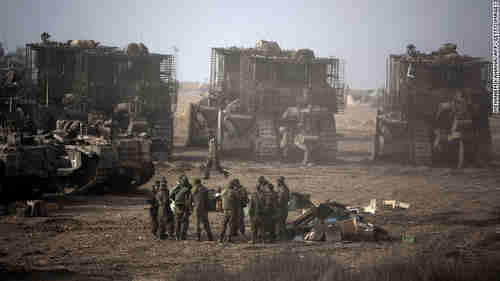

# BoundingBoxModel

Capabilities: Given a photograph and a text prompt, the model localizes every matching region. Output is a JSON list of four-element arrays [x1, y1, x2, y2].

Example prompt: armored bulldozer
[[187, 40, 346, 162], [374, 43, 492, 167], [21, 34, 178, 188]]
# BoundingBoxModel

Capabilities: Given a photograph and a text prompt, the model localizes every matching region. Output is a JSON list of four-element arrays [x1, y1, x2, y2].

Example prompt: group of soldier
[[148, 174, 290, 244]]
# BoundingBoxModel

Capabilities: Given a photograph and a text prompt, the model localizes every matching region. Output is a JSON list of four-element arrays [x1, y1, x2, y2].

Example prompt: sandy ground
[[1, 95, 500, 281]]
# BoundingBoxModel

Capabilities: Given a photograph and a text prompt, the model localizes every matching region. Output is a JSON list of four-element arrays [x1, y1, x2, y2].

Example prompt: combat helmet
[[229, 178, 240, 188]]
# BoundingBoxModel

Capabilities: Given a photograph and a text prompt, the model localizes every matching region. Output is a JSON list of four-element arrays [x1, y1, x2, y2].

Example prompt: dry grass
[[175, 249, 500, 281]]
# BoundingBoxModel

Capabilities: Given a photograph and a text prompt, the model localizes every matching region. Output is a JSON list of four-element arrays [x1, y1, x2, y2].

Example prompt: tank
[[0, 121, 61, 203], [187, 40, 346, 162], [374, 43, 492, 167]]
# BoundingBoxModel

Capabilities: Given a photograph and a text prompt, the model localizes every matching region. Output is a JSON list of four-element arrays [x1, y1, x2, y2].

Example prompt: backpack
[[222, 188, 238, 210], [175, 187, 190, 206], [261, 191, 276, 213]]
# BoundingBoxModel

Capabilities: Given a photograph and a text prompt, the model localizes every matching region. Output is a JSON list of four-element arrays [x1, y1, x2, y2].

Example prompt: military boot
[[207, 230, 214, 241]]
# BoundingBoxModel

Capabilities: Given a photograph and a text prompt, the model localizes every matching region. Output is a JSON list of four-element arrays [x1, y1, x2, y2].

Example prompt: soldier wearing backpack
[[170, 175, 193, 240], [248, 176, 269, 243], [261, 182, 279, 242], [219, 179, 240, 243], [232, 181, 249, 237], [191, 178, 214, 241], [275, 176, 290, 240]]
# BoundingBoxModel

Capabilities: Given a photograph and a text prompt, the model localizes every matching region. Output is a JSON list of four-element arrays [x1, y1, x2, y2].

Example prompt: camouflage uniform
[[149, 180, 161, 238], [261, 183, 279, 242], [203, 135, 227, 179], [248, 176, 268, 243], [231, 181, 248, 237], [156, 180, 175, 239], [275, 177, 290, 240], [219, 180, 239, 243], [191, 179, 214, 241], [248, 190, 263, 243], [170, 175, 193, 240]]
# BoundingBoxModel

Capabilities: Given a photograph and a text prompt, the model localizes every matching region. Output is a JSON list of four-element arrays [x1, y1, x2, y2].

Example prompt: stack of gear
[[126, 42, 149, 56], [294, 49, 315, 62], [255, 40, 281, 57]]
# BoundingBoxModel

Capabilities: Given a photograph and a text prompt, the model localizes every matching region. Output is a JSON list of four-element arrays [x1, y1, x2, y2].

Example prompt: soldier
[[231, 179, 248, 237], [191, 178, 214, 241], [256, 176, 269, 191], [275, 176, 290, 240], [156, 179, 175, 240], [248, 186, 263, 244], [219, 179, 239, 243], [261, 182, 279, 242], [247, 176, 269, 243], [203, 133, 228, 179], [148, 180, 161, 239], [279, 126, 292, 161], [171, 175, 193, 240]]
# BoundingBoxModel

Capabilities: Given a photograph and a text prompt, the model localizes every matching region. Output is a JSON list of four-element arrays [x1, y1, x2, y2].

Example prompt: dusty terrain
[[1, 93, 500, 281]]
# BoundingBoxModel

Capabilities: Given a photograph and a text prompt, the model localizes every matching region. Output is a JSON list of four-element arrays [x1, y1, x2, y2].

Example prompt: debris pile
[[287, 197, 398, 243]]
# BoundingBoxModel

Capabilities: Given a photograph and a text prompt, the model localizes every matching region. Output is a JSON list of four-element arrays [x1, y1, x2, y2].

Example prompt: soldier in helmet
[[275, 176, 290, 240], [231, 179, 248, 238], [156, 178, 175, 239], [248, 186, 263, 243], [191, 178, 214, 241], [148, 180, 161, 239], [170, 175, 193, 240], [261, 182, 279, 242], [203, 132, 228, 179], [219, 179, 240, 243], [248, 176, 268, 243]]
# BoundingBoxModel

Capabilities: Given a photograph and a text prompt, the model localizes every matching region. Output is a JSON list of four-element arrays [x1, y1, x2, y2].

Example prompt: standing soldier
[[191, 178, 214, 241], [148, 180, 161, 239], [231, 180, 248, 237], [275, 176, 290, 240], [203, 133, 228, 179], [279, 126, 292, 161], [261, 182, 279, 242], [156, 178, 175, 240], [171, 175, 193, 240], [219, 179, 239, 243], [248, 184, 264, 244]]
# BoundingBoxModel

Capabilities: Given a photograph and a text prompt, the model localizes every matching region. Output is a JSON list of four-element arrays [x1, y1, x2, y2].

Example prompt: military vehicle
[[23, 34, 178, 187], [187, 40, 346, 162], [374, 43, 492, 167]]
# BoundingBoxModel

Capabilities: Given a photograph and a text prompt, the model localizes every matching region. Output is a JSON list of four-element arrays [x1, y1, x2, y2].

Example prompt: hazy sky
[[0, 0, 492, 89]]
